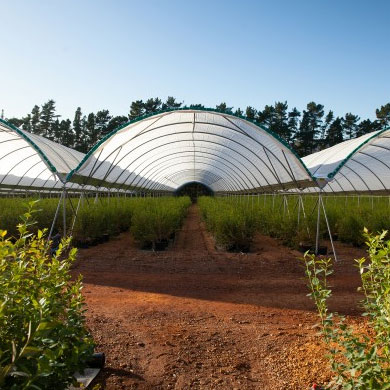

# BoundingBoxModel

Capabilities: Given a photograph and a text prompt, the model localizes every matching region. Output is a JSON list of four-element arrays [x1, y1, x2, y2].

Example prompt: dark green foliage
[[143, 98, 162, 115], [245, 106, 256, 120], [130, 197, 191, 248], [320, 110, 334, 140], [295, 102, 324, 155], [0, 202, 94, 389], [30, 105, 41, 134], [376, 103, 390, 127], [234, 107, 243, 116], [343, 112, 360, 139], [325, 117, 344, 146], [356, 119, 380, 137], [105, 115, 128, 136], [72, 107, 84, 150], [5, 97, 390, 156], [162, 96, 182, 110], [40, 99, 56, 139], [59, 119, 73, 147], [129, 100, 144, 120], [215, 102, 233, 114], [198, 197, 257, 251]]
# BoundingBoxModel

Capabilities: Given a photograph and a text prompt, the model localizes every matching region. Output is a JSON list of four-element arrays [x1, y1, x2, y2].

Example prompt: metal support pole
[[48, 189, 65, 242], [70, 192, 83, 235], [297, 195, 301, 229], [63, 188, 67, 237], [320, 195, 338, 262], [315, 191, 321, 255]]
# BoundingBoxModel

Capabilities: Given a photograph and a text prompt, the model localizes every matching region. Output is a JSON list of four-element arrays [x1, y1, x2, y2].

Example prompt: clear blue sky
[[1, 0, 389, 121]]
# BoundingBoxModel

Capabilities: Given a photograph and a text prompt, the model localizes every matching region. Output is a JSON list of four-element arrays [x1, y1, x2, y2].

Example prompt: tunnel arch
[[67, 108, 315, 194]]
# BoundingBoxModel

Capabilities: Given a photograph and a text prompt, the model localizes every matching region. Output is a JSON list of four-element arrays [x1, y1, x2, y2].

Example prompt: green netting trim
[[327, 127, 390, 179], [66, 107, 315, 182], [0, 118, 58, 174]]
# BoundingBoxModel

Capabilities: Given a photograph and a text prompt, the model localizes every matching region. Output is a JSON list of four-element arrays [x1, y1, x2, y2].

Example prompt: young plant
[[130, 197, 191, 249], [198, 197, 257, 251], [303, 228, 390, 389], [0, 201, 94, 389]]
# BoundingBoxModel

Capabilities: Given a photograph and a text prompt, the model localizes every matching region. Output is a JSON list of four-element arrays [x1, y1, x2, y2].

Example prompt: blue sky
[[1, 0, 389, 121]]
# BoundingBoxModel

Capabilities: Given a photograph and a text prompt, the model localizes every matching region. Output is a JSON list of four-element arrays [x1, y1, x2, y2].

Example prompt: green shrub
[[198, 197, 256, 251], [338, 214, 365, 246], [130, 197, 191, 248], [303, 229, 390, 389], [0, 201, 94, 389]]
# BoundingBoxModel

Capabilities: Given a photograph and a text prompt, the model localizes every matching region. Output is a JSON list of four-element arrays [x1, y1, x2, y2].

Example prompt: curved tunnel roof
[[67, 109, 315, 193], [0, 118, 106, 192], [303, 128, 390, 194]]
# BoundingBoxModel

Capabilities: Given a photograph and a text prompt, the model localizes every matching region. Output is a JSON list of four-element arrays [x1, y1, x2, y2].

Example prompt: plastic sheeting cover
[[0, 119, 85, 190], [69, 110, 315, 192], [303, 128, 390, 193]]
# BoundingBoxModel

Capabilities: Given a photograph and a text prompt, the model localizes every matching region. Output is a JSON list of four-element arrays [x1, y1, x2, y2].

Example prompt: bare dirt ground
[[73, 204, 367, 390]]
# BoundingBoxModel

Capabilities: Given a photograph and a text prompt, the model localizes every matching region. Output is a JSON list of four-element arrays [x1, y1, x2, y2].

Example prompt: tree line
[[4, 97, 390, 156]]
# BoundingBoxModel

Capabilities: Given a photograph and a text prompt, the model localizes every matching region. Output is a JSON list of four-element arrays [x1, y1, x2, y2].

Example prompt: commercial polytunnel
[[302, 127, 390, 194], [67, 109, 316, 193]]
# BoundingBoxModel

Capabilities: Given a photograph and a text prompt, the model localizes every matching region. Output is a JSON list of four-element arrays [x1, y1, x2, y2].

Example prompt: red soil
[[73, 204, 367, 390]]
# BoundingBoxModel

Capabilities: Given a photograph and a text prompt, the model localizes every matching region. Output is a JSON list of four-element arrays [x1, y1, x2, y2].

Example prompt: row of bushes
[[0, 196, 191, 249], [198, 197, 257, 252], [130, 196, 191, 249], [198, 195, 390, 251]]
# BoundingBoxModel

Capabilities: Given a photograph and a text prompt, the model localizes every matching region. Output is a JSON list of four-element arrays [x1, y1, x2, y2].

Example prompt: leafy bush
[[337, 214, 365, 246], [130, 197, 191, 248], [0, 201, 94, 389], [198, 197, 256, 251], [303, 229, 390, 389]]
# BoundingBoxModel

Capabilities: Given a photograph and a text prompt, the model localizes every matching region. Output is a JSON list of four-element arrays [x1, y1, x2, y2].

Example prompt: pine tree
[[162, 96, 182, 110], [326, 117, 344, 146], [320, 110, 334, 140], [375, 103, 390, 128], [73, 107, 83, 150], [273, 102, 290, 141], [295, 110, 311, 156], [95, 110, 112, 139], [31, 105, 41, 134], [258, 105, 275, 128], [52, 119, 61, 143], [6, 118, 23, 127], [215, 102, 233, 114], [343, 113, 360, 139], [306, 102, 324, 139], [129, 100, 144, 120], [245, 106, 257, 120], [287, 108, 301, 145], [104, 116, 128, 137], [234, 108, 243, 116], [144, 98, 162, 115], [59, 119, 73, 147], [295, 102, 324, 153], [40, 99, 56, 139], [21, 114, 32, 132], [356, 119, 381, 137], [85, 113, 97, 146], [189, 104, 205, 109]]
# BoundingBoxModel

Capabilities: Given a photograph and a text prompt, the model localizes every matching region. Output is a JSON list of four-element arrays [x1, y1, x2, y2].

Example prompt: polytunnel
[[0, 118, 87, 192], [302, 128, 390, 194], [67, 109, 316, 193], [0, 119, 120, 194]]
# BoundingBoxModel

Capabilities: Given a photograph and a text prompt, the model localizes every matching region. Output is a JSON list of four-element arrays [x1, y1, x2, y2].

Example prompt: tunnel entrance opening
[[175, 182, 214, 203]]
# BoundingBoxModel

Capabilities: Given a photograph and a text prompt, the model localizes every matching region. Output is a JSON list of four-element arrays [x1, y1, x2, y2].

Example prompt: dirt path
[[173, 205, 209, 252], [74, 205, 366, 390]]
